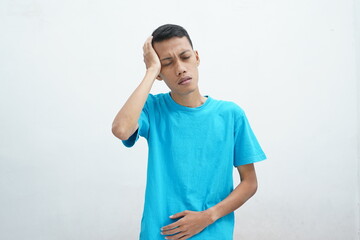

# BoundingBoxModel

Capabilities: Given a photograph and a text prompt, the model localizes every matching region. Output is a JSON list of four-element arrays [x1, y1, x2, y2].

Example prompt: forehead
[[153, 37, 192, 56]]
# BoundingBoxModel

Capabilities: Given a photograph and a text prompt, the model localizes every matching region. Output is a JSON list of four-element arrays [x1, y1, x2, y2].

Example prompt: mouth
[[178, 77, 192, 85]]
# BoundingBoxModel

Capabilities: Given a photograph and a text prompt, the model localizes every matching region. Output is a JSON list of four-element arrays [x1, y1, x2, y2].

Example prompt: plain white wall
[[0, 0, 359, 239]]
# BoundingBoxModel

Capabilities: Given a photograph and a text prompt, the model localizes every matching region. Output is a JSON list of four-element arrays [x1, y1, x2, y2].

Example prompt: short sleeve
[[121, 95, 151, 148], [233, 107, 267, 167]]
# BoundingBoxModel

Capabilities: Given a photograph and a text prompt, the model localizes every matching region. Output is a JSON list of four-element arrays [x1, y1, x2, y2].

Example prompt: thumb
[[169, 210, 188, 219]]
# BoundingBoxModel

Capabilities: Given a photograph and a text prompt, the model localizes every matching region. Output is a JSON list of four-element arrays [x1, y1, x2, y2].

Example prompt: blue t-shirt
[[122, 92, 267, 240]]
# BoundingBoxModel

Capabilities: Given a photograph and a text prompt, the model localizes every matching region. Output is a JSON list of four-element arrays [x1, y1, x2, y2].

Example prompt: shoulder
[[142, 92, 170, 113], [211, 97, 246, 118], [144, 92, 166, 105]]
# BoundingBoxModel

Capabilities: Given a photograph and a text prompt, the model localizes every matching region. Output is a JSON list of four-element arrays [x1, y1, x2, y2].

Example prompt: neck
[[170, 90, 207, 108]]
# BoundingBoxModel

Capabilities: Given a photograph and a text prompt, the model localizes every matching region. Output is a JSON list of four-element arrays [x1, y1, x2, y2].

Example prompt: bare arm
[[207, 163, 258, 222], [111, 36, 161, 140], [160, 163, 258, 238]]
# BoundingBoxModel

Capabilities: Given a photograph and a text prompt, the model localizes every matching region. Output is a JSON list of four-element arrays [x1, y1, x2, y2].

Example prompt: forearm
[[112, 68, 158, 140], [206, 179, 258, 223]]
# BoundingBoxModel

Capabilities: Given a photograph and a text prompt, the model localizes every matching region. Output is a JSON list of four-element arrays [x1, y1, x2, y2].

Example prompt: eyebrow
[[160, 50, 191, 62]]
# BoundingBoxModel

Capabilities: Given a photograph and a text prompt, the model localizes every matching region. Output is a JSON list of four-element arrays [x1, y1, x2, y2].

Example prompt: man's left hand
[[160, 210, 215, 239]]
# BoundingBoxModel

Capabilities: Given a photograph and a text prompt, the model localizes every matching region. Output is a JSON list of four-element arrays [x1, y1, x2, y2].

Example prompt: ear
[[194, 50, 200, 66]]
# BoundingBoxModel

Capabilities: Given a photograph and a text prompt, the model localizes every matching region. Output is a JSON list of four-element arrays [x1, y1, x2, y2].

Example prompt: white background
[[0, 0, 359, 239]]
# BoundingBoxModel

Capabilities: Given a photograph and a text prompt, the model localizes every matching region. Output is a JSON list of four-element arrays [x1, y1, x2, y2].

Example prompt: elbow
[[252, 181, 258, 195], [244, 178, 258, 197], [112, 124, 130, 140], [251, 180, 258, 196]]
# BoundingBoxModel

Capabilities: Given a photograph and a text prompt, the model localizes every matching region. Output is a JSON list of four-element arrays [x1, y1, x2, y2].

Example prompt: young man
[[112, 24, 267, 240]]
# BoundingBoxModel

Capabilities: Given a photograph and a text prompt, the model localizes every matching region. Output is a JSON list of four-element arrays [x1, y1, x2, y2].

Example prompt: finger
[[161, 219, 182, 231], [146, 36, 152, 43], [143, 41, 149, 51], [143, 36, 152, 50], [167, 232, 189, 240], [170, 210, 188, 219], [162, 226, 183, 235], [178, 234, 190, 239], [143, 37, 148, 48], [144, 42, 152, 54], [145, 36, 152, 47], [147, 37, 154, 48]]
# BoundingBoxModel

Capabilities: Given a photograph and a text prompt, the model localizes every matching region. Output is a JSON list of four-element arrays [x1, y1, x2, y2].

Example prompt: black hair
[[151, 24, 193, 49]]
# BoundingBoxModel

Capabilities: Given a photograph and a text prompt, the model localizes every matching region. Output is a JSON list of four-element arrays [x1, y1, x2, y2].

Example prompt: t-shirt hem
[[234, 153, 267, 167], [121, 127, 140, 148]]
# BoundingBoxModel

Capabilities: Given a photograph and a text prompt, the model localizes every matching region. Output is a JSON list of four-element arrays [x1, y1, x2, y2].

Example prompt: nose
[[175, 61, 187, 76]]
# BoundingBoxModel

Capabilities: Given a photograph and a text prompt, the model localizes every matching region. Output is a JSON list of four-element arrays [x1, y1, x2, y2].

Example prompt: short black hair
[[151, 24, 193, 49]]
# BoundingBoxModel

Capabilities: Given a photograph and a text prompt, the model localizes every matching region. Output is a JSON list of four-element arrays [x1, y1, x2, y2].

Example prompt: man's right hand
[[143, 36, 161, 78]]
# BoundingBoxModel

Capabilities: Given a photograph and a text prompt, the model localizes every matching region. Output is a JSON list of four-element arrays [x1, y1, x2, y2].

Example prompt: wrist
[[204, 207, 219, 224], [146, 67, 160, 76], [143, 69, 159, 83]]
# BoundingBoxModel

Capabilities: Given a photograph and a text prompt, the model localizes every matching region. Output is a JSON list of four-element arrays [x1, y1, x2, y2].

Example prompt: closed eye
[[163, 56, 191, 67]]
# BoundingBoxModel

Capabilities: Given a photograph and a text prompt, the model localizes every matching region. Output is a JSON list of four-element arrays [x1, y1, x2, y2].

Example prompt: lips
[[179, 77, 192, 84]]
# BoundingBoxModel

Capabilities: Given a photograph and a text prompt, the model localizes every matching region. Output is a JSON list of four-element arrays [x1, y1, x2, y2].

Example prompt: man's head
[[150, 24, 200, 97], [151, 24, 193, 49]]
